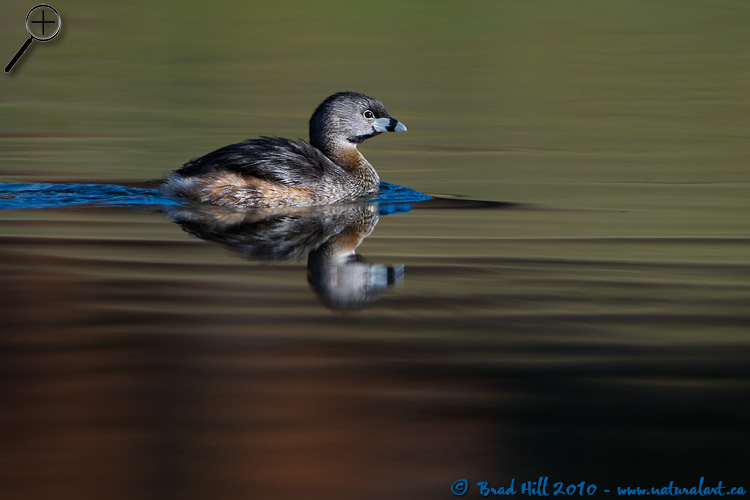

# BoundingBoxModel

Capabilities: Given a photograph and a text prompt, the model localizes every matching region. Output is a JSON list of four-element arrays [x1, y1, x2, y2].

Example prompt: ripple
[[0, 181, 430, 212], [0, 182, 181, 209]]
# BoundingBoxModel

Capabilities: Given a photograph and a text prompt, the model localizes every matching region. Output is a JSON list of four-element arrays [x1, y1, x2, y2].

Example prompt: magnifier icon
[[5, 4, 62, 73]]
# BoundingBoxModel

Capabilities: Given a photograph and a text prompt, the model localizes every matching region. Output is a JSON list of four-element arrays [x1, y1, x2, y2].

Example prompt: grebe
[[160, 92, 406, 209]]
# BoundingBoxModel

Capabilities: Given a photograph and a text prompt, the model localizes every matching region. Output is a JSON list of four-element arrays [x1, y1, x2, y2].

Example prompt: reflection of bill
[[165, 202, 404, 311], [5, 4, 62, 73]]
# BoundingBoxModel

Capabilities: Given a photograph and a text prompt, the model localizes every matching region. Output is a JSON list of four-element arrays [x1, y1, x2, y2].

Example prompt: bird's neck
[[319, 140, 380, 191]]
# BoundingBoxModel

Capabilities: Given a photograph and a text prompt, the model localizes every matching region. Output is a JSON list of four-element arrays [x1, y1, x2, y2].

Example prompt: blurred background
[[1, 1, 749, 499]]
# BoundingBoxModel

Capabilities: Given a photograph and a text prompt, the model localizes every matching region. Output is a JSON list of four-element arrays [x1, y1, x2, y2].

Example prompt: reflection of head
[[164, 202, 404, 310], [308, 250, 404, 311]]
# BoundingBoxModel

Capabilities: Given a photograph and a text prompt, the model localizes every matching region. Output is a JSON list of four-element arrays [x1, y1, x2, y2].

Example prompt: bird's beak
[[373, 117, 407, 133]]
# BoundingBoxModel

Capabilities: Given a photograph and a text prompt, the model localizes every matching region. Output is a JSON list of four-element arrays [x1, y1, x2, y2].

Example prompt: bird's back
[[160, 137, 361, 208], [176, 137, 339, 186]]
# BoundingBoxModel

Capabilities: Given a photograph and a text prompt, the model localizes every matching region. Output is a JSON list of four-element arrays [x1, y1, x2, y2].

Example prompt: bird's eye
[[363, 110, 374, 119]]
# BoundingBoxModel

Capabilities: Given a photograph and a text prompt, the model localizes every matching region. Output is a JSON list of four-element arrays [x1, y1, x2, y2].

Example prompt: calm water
[[1, 1, 749, 499]]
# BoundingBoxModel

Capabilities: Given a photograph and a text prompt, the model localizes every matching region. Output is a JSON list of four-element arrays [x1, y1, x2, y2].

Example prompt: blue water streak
[[0, 183, 182, 210], [372, 181, 431, 215], [0, 181, 430, 212]]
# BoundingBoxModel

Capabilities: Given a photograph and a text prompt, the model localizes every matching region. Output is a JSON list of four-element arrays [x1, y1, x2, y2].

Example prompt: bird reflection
[[164, 202, 403, 310]]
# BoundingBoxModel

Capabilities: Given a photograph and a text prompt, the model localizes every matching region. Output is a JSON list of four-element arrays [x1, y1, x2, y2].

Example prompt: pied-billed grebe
[[160, 92, 406, 209]]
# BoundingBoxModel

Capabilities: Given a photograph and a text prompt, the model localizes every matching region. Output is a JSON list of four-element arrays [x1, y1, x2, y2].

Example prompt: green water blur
[[2, 0, 749, 254]]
